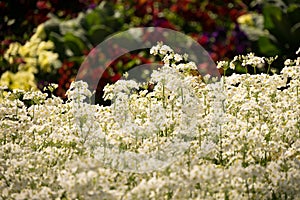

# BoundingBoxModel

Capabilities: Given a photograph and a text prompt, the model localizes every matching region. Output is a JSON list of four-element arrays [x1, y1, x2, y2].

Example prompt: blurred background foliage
[[0, 0, 299, 104]]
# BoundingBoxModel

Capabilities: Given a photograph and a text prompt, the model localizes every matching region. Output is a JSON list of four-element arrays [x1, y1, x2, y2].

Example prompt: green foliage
[[43, 2, 125, 61], [252, 1, 300, 70]]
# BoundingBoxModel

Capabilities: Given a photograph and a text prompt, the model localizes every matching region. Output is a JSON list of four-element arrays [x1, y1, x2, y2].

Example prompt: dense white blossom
[[1, 44, 300, 199]]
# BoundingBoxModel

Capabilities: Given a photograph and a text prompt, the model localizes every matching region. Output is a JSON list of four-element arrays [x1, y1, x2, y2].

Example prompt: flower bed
[[0, 45, 300, 199]]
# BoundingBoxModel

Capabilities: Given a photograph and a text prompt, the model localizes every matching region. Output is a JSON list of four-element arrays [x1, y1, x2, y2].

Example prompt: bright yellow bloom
[[38, 51, 59, 73], [37, 41, 55, 52], [31, 24, 46, 40], [0, 71, 37, 91], [3, 24, 61, 76], [18, 57, 38, 74], [19, 38, 40, 57], [237, 14, 254, 26], [4, 43, 21, 64]]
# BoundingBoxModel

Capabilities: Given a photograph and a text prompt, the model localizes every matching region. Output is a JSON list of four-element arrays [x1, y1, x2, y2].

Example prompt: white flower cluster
[[150, 42, 174, 56], [284, 57, 300, 67], [217, 60, 235, 70], [217, 53, 280, 74], [0, 45, 300, 199], [66, 81, 93, 102], [240, 53, 265, 68], [150, 42, 190, 68]]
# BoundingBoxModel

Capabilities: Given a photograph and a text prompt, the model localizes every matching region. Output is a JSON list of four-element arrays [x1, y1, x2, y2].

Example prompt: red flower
[[36, 1, 51, 10], [198, 35, 209, 46]]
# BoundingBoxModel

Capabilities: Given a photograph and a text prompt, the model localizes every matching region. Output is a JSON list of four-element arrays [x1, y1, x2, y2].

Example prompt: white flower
[[113, 79, 139, 94], [66, 81, 92, 102], [229, 61, 235, 70], [123, 72, 129, 79], [174, 53, 183, 62], [284, 59, 292, 66], [150, 45, 159, 55], [295, 57, 300, 66], [175, 62, 197, 71], [217, 61, 227, 69], [296, 47, 300, 55], [159, 45, 173, 55], [162, 53, 173, 64]]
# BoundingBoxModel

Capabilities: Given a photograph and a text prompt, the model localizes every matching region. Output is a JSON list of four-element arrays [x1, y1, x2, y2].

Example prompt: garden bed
[[1, 44, 299, 199]]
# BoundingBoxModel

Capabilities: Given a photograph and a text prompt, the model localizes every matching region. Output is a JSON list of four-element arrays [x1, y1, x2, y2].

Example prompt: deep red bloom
[[36, 1, 51, 10]]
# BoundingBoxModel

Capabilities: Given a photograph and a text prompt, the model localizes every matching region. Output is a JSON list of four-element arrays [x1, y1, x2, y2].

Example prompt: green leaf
[[85, 11, 102, 28], [263, 5, 282, 30], [87, 25, 112, 45], [63, 33, 86, 56], [257, 36, 280, 56], [68, 56, 84, 64], [43, 16, 61, 35], [49, 32, 66, 59]]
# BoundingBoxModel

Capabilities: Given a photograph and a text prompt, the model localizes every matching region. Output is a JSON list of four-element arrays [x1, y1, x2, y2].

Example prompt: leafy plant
[[239, 0, 300, 72]]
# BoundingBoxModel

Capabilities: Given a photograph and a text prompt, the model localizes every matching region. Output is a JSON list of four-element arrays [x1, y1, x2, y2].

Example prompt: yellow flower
[[38, 51, 59, 73], [23, 38, 41, 57], [0, 71, 13, 87], [37, 41, 54, 52], [18, 57, 38, 74], [237, 14, 254, 26], [31, 24, 46, 40], [4, 43, 21, 64], [3, 23, 61, 76], [0, 71, 37, 91]]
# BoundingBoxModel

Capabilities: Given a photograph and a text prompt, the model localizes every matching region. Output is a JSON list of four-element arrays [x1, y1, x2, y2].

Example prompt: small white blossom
[[159, 45, 173, 55], [229, 61, 235, 70], [296, 47, 300, 55], [284, 59, 292, 66], [174, 53, 182, 62], [150, 45, 159, 55], [217, 61, 227, 69]]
